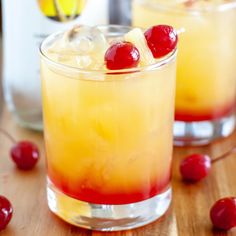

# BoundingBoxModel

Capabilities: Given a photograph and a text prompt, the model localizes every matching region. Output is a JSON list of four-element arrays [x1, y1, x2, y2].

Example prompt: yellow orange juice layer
[[133, 0, 236, 121], [41, 56, 176, 204]]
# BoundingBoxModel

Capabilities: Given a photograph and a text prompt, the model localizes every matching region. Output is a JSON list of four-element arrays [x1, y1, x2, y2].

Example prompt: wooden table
[[1, 105, 236, 236]]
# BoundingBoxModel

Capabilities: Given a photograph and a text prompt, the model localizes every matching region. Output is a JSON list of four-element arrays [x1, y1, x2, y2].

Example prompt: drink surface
[[41, 26, 176, 204], [133, 0, 236, 122]]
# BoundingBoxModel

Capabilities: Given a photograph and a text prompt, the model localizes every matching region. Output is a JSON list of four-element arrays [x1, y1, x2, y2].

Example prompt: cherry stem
[[211, 146, 236, 163], [0, 128, 17, 144]]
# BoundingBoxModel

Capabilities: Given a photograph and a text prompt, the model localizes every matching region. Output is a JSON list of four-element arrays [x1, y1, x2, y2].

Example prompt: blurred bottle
[[109, 0, 131, 25], [2, 0, 109, 130]]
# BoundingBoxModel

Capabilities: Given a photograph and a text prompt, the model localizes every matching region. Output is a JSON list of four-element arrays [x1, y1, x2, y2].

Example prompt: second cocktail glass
[[133, 0, 236, 145]]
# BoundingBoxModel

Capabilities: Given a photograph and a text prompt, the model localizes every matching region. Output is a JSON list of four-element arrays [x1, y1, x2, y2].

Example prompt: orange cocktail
[[40, 25, 176, 230], [133, 0, 236, 145]]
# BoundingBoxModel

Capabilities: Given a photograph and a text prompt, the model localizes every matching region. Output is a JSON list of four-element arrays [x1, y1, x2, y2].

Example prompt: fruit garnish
[[210, 197, 236, 230], [180, 154, 211, 181], [124, 28, 155, 66], [10, 141, 40, 170], [0, 195, 13, 231], [144, 25, 178, 58], [0, 128, 39, 170], [104, 41, 140, 70]]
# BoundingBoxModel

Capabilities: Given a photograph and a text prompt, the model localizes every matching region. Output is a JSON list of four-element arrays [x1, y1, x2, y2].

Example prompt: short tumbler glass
[[133, 0, 236, 146], [40, 25, 176, 231]]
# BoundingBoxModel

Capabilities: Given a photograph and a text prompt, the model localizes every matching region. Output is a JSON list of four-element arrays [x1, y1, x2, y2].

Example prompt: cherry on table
[[105, 41, 140, 70], [180, 147, 236, 182], [0, 128, 40, 170], [10, 141, 40, 170], [180, 154, 211, 181], [144, 25, 178, 58], [210, 197, 236, 230], [0, 195, 13, 231]]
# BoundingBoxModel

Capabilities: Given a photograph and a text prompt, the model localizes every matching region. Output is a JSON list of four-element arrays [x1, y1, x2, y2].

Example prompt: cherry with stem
[[180, 145, 236, 182], [0, 128, 40, 170]]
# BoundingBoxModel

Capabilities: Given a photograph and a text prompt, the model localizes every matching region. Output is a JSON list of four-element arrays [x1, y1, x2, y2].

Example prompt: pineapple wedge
[[124, 28, 155, 66]]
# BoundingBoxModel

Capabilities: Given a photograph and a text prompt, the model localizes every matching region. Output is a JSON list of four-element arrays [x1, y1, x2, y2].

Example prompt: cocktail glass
[[40, 25, 176, 230], [133, 0, 236, 145]]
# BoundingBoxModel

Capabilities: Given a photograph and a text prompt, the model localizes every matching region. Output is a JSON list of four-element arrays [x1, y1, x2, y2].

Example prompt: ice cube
[[48, 25, 109, 69], [66, 25, 108, 54]]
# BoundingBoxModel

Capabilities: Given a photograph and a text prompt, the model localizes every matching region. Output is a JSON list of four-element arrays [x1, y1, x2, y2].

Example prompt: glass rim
[[137, 0, 236, 15], [39, 24, 177, 75]]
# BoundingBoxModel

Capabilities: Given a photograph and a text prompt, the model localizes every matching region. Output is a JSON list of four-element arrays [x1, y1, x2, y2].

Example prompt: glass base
[[174, 114, 236, 146], [47, 180, 171, 231], [4, 88, 43, 131], [11, 110, 43, 131]]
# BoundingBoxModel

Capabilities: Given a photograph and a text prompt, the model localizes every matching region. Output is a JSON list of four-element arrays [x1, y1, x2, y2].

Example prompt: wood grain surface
[[1, 105, 236, 236]]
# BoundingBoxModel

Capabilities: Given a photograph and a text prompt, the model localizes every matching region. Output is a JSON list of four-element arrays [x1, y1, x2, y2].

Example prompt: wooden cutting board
[[1, 105, 236, 236]]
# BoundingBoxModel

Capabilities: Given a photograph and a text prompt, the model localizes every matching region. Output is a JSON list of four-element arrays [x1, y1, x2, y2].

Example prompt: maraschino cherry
[[0, 128, 39, 170], [0, 195, 13, 231], [180, 154, 211, 182], [105, 41, 140, 70], [180, 147, 236, 182], [210, 197, 236, 230], [10, 141, 39, 170], [144, 25, 178, 58]]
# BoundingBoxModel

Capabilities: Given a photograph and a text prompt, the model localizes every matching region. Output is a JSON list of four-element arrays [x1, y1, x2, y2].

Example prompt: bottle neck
[[109, 0, 131, 25]]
